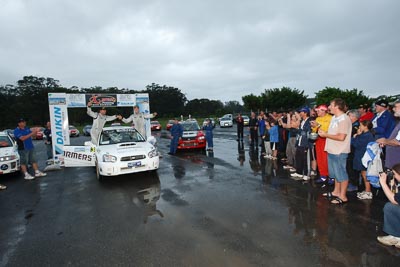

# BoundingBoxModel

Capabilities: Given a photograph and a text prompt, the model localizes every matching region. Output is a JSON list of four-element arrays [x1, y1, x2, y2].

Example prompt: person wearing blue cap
[[372, 99, 395, 140], [14, 118, 47, 180]]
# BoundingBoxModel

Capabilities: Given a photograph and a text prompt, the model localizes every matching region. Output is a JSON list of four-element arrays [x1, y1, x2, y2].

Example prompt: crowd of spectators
[[237, 98, 400, 247]]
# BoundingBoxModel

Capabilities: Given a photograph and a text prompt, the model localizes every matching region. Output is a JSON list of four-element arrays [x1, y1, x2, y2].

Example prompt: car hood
[[0, 147, 18, 157], [182, 131, 199, 138], [96, 142, 154, 155]]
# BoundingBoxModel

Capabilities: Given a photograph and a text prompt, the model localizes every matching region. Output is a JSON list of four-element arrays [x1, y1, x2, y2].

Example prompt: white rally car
[[0, 131, 20, 175], [64, 126, 159, 181]]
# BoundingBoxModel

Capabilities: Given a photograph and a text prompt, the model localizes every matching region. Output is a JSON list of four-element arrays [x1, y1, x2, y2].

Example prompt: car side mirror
[[147, 136, 156, 145]]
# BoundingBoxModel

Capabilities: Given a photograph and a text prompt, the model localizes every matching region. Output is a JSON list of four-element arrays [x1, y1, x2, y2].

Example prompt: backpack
[[362, 142, 383, 188]]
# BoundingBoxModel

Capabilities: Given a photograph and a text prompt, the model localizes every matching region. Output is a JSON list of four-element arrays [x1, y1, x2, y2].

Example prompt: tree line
[[1, 75, 398, 128], [0, 76, 242, 128]]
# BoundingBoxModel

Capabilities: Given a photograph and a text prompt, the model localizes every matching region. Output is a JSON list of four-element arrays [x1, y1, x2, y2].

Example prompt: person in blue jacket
[[351, 120, 375, 200], [372, 99, 395, 139], [169, 118, 183, 155], [203, 119, 214, 151]]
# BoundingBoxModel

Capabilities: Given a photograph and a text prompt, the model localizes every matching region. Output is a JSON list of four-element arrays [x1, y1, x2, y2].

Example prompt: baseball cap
[[375, 99, 388, 108], [298, 107, 310, 113], [17, 118, 26, 123], [315, 104, 328, 111]]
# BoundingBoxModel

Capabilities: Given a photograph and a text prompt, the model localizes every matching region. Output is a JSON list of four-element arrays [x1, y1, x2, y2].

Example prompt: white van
[[220, 114, 233, 121], [219, 114, 233, 127]]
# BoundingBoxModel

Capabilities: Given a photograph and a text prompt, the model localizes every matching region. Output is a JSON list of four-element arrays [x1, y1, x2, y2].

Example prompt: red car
[[177, 121, 206, 150], [150, 121, 162, 131], [166, 120, 175, 131]]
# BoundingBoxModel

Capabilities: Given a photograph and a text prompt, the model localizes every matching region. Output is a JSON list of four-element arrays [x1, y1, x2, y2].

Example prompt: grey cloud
[[1, 0, 399, 103]]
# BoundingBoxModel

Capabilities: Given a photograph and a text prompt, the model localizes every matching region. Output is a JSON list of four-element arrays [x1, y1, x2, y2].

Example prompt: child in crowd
[[351, 120, 375, 199], [267, 119, 279, 160], [262, 121, 272, 159]]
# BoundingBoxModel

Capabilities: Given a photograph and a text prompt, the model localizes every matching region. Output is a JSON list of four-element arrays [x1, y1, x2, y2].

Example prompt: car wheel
[[95, 162, 103, 181]]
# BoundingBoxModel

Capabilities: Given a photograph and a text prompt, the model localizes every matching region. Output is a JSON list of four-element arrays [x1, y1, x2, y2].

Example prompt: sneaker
[[328, 178, 335, 185], [302, 175, 311, 181], [35, 171, 47, 177], [310, 170, 317, 176], [283, 165, 293, 170], [315, 177, 327, 184], [289, 168, 297, 173], [0, 184, 7, 190], [357, 191, 366, 197], [347, 184, 358, 192], [358, 191, 373, 200], [24, 173, 35, 180], [290, 173, 304, 180], [377, 235, 400, 246]]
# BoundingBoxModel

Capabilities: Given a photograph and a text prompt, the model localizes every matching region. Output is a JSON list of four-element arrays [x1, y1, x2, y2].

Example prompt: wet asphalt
[[0, 126, 399, 267]]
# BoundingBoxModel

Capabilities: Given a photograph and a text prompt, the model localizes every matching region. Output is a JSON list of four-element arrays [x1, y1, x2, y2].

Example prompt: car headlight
[[148, 149, 158, 158], [102, 154, 117, 162], [0, 155, 17, 161]]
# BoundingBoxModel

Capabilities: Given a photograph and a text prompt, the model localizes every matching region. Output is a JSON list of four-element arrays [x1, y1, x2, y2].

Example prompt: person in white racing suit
[[87, 102, 122, 145], [122, 105, 157, 139]]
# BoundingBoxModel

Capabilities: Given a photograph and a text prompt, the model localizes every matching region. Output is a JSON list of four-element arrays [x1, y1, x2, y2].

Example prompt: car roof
[[103, 126, 136, 131]]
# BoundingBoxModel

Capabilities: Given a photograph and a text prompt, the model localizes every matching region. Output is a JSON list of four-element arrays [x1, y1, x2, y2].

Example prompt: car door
[[63, 144, 96, 167]]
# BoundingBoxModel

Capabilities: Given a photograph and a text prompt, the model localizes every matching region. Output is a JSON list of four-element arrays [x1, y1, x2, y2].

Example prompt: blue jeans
[[206, 134, 213, 148], [169, 136, 179, 154], [383, 202, 400, 237], [328, 153, 349, 182]]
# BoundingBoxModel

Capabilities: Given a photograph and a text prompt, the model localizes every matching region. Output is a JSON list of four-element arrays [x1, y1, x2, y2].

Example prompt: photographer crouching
[[377, 163, 400, 248]]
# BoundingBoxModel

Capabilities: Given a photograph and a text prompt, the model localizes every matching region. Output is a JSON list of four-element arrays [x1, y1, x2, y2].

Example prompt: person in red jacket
[[358, 104, 374, 122]]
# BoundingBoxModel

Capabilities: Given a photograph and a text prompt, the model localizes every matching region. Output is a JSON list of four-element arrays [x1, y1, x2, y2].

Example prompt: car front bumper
[[98, 156, 159, 176], [0, 159, 20, 175], [178, 140, 206, 150]]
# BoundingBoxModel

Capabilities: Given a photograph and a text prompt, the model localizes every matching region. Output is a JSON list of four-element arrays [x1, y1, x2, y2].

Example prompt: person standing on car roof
[[122, 105, 157, 139], [168, 118, 183, 155], [87, 102, 122, 145], [14, 118, 47, 180]]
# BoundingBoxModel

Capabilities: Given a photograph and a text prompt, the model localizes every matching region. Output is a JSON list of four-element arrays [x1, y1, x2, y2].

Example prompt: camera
[[387, 169, 394, 181]]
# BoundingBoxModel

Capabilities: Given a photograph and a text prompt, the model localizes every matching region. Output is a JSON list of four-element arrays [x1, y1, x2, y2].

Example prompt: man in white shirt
[[318, 98, 352, 204]]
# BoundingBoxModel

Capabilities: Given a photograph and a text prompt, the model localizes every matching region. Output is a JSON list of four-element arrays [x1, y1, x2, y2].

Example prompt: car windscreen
[[99, 129, 145, 145], [181, 122, 200, 131], [0, 136, 12, 147]]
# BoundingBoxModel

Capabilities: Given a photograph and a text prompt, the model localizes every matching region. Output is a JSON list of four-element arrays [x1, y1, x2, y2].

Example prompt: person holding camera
[[376, 100, 400, 170], [377, 162, 400, 248]]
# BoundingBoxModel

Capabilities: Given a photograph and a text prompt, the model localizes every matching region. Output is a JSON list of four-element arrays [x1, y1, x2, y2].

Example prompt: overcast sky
[[1, 0, 399, 103]]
